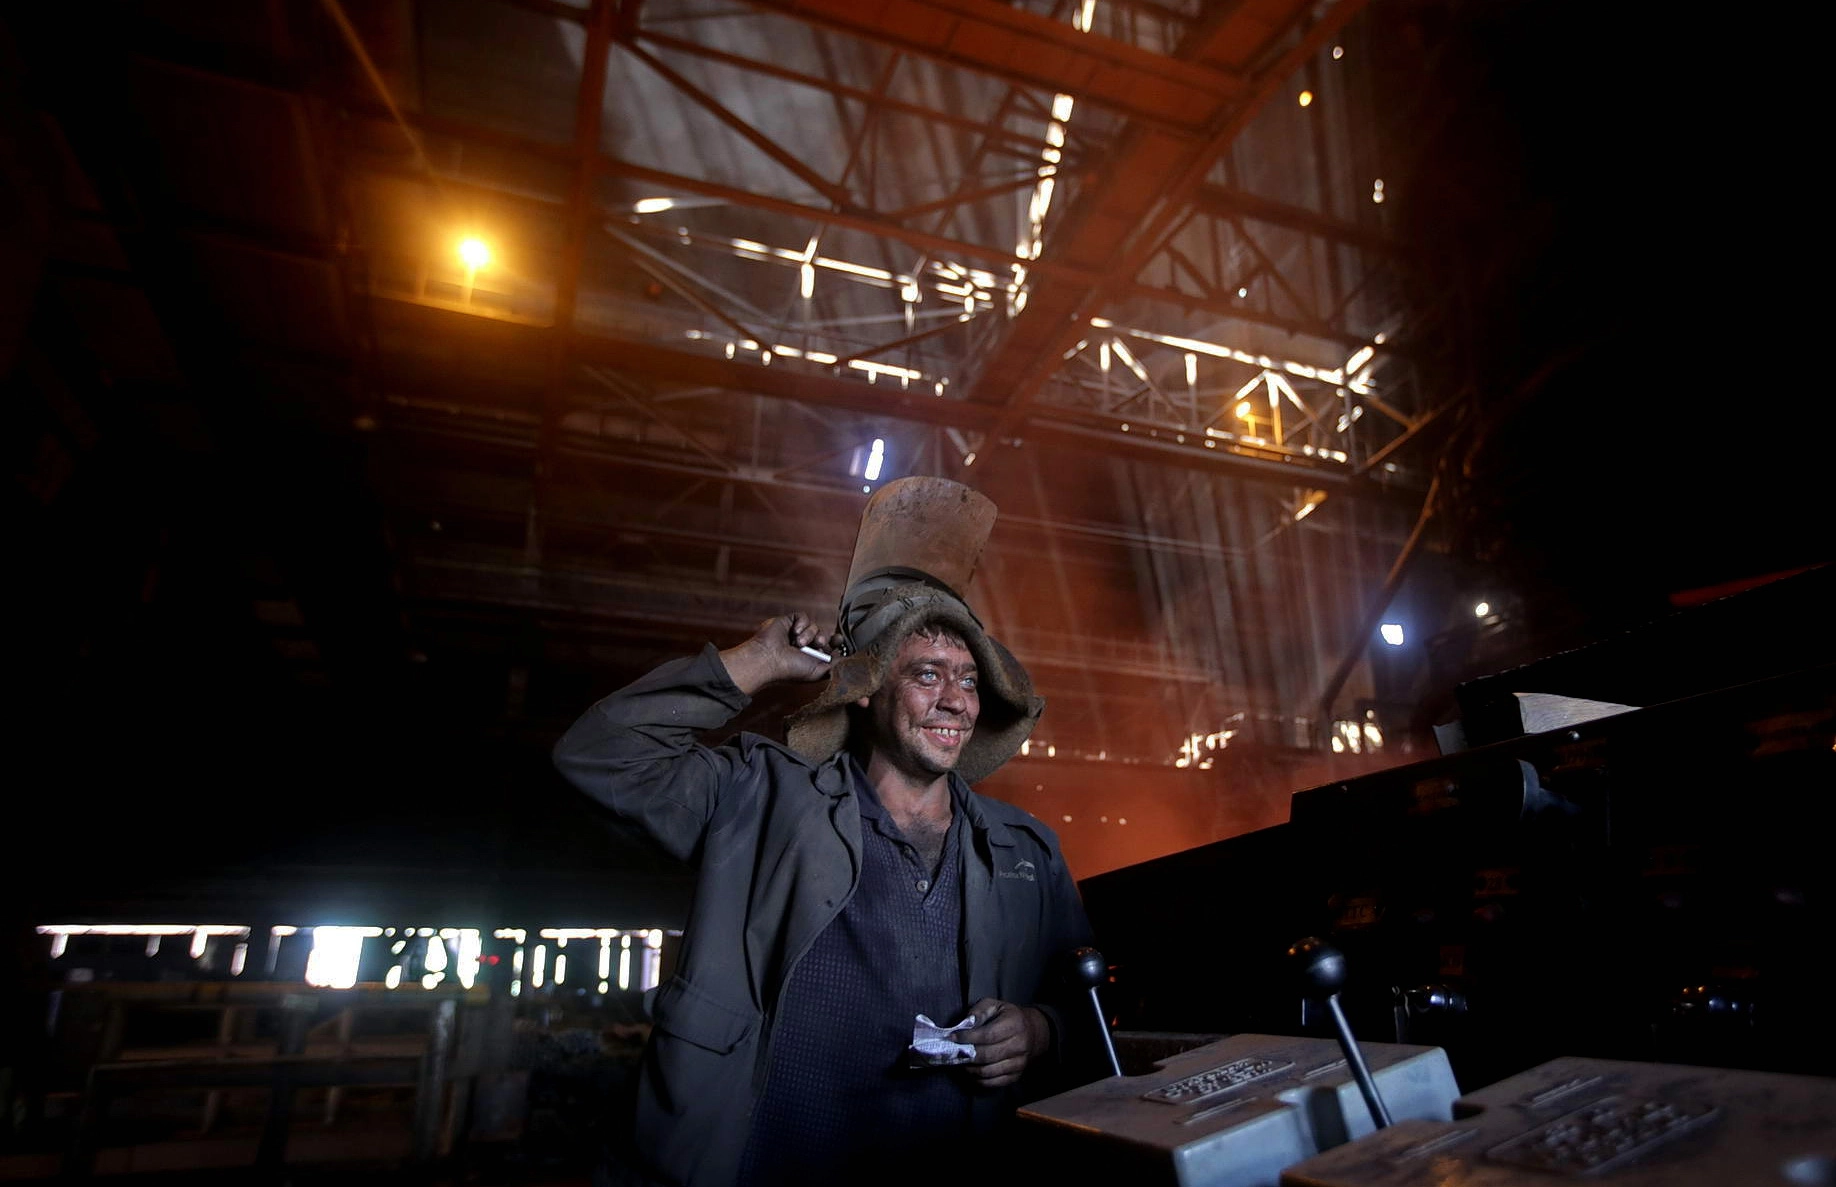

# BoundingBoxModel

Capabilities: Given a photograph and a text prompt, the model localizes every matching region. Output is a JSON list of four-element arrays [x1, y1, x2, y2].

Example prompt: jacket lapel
[[959, 781, 1016, 1003], [744, 755, 862, 1009]]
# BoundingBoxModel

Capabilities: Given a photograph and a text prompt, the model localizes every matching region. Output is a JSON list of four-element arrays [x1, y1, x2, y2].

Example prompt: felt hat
[[785, 477, 1043, 782]]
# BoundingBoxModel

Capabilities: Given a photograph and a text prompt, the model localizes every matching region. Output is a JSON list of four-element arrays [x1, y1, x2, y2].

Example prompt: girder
[[964, 0, 1374, 453], [368, 292, 1418, 497], [745, 0, 1243, 133]]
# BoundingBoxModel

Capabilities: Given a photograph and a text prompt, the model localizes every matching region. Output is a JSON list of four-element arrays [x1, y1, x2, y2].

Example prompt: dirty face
[[862, 628, 980, 782]]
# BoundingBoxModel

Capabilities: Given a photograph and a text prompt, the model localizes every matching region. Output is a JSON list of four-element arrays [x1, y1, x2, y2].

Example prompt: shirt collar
[[843, 754, 972, 839]]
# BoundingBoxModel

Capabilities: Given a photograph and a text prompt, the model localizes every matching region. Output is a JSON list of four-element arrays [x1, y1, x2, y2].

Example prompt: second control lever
[[1287, 936, 1393, 1129], [1071, 946, 1124, 1078]]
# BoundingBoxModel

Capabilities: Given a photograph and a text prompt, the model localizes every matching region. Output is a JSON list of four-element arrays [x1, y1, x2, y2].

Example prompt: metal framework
[[19, 0, 1453, 772]]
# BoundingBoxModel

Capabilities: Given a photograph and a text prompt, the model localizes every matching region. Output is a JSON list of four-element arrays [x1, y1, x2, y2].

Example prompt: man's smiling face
[[863, 627, 980, 782]]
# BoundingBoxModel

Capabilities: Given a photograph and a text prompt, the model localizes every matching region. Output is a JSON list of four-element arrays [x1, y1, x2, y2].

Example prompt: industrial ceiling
[[4, 0, 1823, 921]]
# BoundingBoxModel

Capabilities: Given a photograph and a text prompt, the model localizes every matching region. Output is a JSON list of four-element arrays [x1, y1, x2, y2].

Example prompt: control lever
[[1071, 946, 1123, 1078], [1287, 936, 1393, 1129]]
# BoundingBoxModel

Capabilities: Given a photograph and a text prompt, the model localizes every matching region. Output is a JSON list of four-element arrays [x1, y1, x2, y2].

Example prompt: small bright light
[[1298, 90, 1314, 107], [1237, 286, 1248, 298], [1236, 401, 1253, 419], [458, 238, 491, 268], [633, 197, 674, 214], [962, 452, 976, 466], [864, 438, 885, 481], [1474, 601, 1491, 618], [306, 926, 374, 989], [457, 930, 481, 988], [1380, 623, 1405, 646], [1332, 45, 1344, 59], [799, 261, 815, 299]]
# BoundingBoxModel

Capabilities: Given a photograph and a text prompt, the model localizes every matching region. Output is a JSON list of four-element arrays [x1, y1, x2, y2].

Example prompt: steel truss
[[329, 0, 1439, 498]]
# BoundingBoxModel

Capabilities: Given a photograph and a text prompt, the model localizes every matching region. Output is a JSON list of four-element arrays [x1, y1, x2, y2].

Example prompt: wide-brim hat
[[785, 478, 1043, 782]]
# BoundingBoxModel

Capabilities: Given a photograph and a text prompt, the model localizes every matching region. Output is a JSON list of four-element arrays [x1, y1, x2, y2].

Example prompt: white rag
[[908, 1012, 977, 1067]]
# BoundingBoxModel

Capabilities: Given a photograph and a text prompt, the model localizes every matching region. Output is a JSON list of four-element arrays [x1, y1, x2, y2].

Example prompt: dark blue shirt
[[739, 762, 974, 1186]]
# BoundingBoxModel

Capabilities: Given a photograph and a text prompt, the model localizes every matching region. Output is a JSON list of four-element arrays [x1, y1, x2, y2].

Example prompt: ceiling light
[[1298, 90, 1314, 107], [632, 197, 675, 214], [1380, 623, 1405, 646], [1474, 601, 1491, 618], [457, 238, 490, 268], [864, 439, 885, 482]]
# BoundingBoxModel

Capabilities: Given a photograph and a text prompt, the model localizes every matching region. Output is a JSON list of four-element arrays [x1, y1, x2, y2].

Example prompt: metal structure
[[10, 0, 1461, 810]]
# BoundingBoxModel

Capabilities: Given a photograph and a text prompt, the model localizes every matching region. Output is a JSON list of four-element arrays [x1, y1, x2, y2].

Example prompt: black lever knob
[[1287, 937, 1392, 1129], [1071, 946, 1123, 1078]]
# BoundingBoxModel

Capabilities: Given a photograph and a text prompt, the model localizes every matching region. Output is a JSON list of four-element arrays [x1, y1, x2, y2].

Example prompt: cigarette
[[799, 645, 832, 663]]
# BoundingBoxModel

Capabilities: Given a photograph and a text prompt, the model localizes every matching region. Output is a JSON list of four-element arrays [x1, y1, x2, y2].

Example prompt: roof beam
[[365, 293, 1403, 496], [1194, 184, 1402, 258], [744, 0, 1242, 134], [347, 103, 1098, 282], [964, 0, 1375, 457]]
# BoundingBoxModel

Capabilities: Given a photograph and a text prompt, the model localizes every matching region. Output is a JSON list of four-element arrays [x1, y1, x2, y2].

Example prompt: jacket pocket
[[650, 973, 758, 1054]]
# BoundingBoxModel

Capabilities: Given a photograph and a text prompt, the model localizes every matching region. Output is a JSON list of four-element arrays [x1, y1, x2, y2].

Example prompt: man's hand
[[957, 999, 1050, 1089], [717, 613, 832, 696]]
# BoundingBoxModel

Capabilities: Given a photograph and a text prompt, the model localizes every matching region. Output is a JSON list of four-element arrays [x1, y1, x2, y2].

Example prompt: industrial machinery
[[1024, 567, 1836, 1184]]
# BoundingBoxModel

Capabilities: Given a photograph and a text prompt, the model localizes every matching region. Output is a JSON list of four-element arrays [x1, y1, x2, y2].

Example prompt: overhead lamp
[[1474, 601, 1491, 618], [458, 238, 491, 269], [1379, 623, 1405, 646], [864, 438, 885, 482]]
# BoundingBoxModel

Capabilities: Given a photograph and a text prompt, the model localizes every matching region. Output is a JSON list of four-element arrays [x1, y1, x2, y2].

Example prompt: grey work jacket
[[552, 645, 1096, 1187]]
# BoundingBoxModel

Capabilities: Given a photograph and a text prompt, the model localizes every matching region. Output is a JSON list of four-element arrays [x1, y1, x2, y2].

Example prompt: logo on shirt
[[998, 859, 1037, 882]]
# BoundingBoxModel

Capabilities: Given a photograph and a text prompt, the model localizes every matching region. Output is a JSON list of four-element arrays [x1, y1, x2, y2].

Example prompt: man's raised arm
[[551, 613, 831, 861]]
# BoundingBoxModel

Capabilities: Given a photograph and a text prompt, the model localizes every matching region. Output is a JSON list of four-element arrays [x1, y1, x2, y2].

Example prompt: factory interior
[[2, 0, 1829, 1182]]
